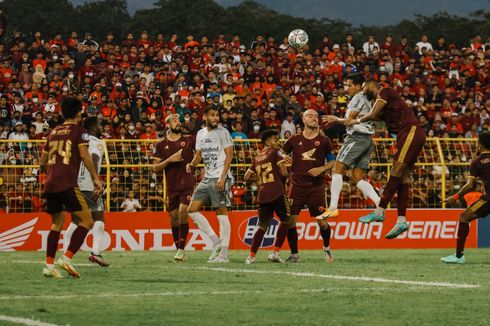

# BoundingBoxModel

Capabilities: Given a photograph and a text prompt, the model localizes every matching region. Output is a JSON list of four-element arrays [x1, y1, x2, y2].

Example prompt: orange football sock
[[46, 257, 54, 265], [64, 250, 74, 259]]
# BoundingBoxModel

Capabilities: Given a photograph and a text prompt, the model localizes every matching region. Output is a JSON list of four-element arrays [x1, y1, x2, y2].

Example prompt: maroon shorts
[[289, 183, 326, 217], [394, 125, 426, 167], [467, 196, 490, 219], [167, 188, 193, 212], [258, 195, 290, 222]]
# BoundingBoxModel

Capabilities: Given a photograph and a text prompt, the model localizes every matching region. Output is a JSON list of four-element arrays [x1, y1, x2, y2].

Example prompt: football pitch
[[0, 249, 489, 326]]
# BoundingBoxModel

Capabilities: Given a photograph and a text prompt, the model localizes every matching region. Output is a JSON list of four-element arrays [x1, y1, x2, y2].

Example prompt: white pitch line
[[0, 315, 60, 326], [11, 261, 111, 267], [183, 266, 481, 289]]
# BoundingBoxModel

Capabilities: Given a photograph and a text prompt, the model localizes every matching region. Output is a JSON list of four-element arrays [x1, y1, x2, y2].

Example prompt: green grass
[[0, 249, 489, 325]]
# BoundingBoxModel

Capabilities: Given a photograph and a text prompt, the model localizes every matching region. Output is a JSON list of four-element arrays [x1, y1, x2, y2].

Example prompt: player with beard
[[243, 130, 291, 264], [282, 109, 336, 263], [187, 106, 234, 263], [346, 81, 426, 239], [64, 116, 109, 266], [152, 114, 196, 261], [442, 132, 490, 264], [40, 97, 102, 278]]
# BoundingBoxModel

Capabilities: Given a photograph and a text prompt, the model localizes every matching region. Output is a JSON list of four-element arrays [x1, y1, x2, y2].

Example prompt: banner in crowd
[[0, 210, 477, 251]]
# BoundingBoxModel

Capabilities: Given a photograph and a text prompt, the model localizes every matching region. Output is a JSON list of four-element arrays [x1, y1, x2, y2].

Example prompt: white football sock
[[189, 212, 220, 245], [356, 180, 380, 206], [397, 216, 406, 223], [91, 221, 105, 255], [329, 174, 343, 211], [64, 222, 77, 253], [217, 215, 230, 258], [375, 206, 385, 216]]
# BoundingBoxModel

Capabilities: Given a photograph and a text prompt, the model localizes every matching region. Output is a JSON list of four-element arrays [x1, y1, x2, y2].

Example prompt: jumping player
[[64, 116, 109, 267], [282, 109, 335, 263], [152, 114, 195, 262], [319, 74, 380, 219], [40, 97, 102, 278], [187, 106, 234, 263], [346, 80, 426, 239], [441, 132, 490, 264], [243, 130, 291, 264]]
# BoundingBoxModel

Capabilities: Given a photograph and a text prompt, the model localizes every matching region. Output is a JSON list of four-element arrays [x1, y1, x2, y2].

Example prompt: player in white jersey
[[64, 117, 109, 266], [318, 74, 380, 220], [187, 106, 234, 263]]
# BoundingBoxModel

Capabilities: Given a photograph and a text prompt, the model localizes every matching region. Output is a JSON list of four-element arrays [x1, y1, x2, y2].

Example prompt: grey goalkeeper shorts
[[82, 191, 105, 212], [337, 132, 374, 170], [191, 176, 234, 208]]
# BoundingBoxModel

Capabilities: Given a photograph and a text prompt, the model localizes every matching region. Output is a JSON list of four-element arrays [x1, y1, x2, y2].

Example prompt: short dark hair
[[479, 132, 490, 150], [61, 97, 82, 119], [82, 116, 99, 131], [204, 106, 219, 114], [346, 73, 365, 86], [260, 129, 278, 145]]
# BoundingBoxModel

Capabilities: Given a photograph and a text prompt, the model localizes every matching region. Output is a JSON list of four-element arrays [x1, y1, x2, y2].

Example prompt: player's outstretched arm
[[446, 176, 476, 206], [347, 98, 386, 126], [153, 149, 183, 173], [186, 150, 202, 173]]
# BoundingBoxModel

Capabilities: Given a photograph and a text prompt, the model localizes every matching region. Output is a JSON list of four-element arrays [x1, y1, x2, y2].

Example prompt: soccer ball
[[288, 29, 309, 49]]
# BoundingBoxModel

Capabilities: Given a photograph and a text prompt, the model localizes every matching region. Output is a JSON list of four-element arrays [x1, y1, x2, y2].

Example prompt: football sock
[[64, 222, 77, 252], [397, 216, 407, 223], [64, 226, 89, 260], [319, 224, 331, 248], [217, 215, 230, 258], [188, 212, 220, 244], [273, 222, 289, 251], [178, 223, 189, 250], [397, 183, 409, 218], [250, 228, 266, 255], [378, 176, 402, 209], [91, 221, 104, 255], [46, 230, 60, 265], [287, 227, 299, 254], [356, 180, 380, 206], [171, 226, 180, 249], [456, 222, 470, 258], [329, 173, 343, 211], [375, 206, 385, 216]]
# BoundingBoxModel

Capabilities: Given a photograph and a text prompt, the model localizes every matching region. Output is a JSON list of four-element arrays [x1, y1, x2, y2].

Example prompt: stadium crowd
[[0, 30, 489, 213]]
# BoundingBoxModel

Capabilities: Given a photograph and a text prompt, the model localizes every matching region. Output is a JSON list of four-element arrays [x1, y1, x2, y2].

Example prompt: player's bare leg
[[285, 215, 300, 263], [43, 212, 65, 278], [174, 204, 190, 262], [187, 200, 222, 261], [88, 211, 109, 267], [317, 219, 333, 263], [57, 210, 94, 277], [212, 206, 231, 263]]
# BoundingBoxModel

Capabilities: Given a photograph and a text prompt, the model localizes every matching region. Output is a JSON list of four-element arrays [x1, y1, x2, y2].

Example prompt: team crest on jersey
[[165, 145, 169, 149], [315, 141, 320, 146], [180, 141, 186, 147], [298, 142, 302, 146], [82, 133, 90, 141]]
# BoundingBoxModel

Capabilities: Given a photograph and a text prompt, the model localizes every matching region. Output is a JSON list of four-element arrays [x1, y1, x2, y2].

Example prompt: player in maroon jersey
[[442, 132, 490, 264], [243, 130, 291, 264], [345, 81, 426, 239], [39, 97, 102, 278], [153, 114, 195, 262], [282, 109, 336, 263]]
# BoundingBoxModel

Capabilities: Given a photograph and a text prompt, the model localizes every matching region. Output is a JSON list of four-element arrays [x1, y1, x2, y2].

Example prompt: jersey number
[[256, 162, 274, 184], [47, 140, 72, 165]]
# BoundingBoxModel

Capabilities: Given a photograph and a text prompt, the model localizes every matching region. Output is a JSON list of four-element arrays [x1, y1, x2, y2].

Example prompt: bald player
[[282, 109, 336, 263], [441, 132, 490, 264], [346, 81, 426, 239]]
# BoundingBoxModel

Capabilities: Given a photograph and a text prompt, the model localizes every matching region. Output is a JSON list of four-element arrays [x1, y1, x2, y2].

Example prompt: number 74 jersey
[[250, 147, 285, 204], [43, 122, 89, 194]]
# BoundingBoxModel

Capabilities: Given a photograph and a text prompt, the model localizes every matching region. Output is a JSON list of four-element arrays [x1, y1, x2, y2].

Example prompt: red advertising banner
[[0, 210, 477, 251]]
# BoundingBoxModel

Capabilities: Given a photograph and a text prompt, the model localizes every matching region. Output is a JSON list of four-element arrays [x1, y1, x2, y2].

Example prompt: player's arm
[[39, 151, 48, 172], [186, 149, 202, 173], [308, 153, 336, 177], [277, 160, 289, 177], [80, 144, 102, 195], [153, 149, 183, 173], [217, 145, 233, 192], [445, 176, 477, 206], [347, 98, 386, 126]]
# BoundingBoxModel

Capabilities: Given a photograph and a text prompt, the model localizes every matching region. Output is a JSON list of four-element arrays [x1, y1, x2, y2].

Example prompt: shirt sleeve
[[76, 127, 89, 148], [195, 132, 202, 151], [282, 136, 293, 154], [378, 87, 392, 103], [469, 160, 479, 178], [348, 94, 362, 112], [324, 136, 333, 154], [152, 142, 167, 160], [220, 128, 233, 149]]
